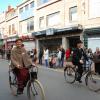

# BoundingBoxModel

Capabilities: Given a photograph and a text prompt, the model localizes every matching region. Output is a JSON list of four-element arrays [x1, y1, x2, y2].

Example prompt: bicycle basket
[[31, 72, 37, 79]]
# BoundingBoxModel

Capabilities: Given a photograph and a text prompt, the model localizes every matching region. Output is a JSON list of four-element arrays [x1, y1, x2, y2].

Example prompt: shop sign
[[46, 28, 54, 36]]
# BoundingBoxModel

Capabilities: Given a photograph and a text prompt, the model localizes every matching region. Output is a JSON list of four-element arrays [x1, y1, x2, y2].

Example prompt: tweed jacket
[[11, 46, 32, 69]]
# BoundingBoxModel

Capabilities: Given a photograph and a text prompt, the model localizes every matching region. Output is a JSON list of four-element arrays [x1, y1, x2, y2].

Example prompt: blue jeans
[[45, 59, 48, 67], [61, 58, 64, 67]]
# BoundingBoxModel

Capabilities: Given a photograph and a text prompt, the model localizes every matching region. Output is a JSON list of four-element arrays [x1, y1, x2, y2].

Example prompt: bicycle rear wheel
[[86, 72, 100, 92], [27, 79, 45, 100], [9, 70, 18, 96], [64, 66, 76, 83]]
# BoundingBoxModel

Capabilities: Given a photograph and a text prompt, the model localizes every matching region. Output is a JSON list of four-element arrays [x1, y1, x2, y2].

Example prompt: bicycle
[[64, 60, 100, 92], [8, 66, 45, 100]]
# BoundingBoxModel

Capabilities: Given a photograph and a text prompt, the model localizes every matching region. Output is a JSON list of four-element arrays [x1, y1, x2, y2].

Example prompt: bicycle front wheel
[[27, 79, 45, 100], [9, 70, 18, 96], [64, 66, 75, 83], [86, 72, 100, 92]]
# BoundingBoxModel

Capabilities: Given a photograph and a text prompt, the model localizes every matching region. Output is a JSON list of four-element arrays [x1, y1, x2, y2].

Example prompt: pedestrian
[[6, 49, 11, 61], [93, 47, 100, 74], [49, 55, 56, 68], [57, 48, 61, 67], [38, 48, 43, 65], [60, 46, 65, 68], [43, 47, 49, 67], [11, 38, 34, 94], [65, 48, 74, 68]]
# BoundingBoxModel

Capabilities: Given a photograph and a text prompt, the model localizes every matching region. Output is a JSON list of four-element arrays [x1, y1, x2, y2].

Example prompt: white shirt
[[44, 49, 49, 60], [57, 51, 61, 59]]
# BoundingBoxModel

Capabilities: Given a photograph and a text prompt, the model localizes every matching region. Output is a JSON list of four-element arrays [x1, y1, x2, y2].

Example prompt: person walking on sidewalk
[[61, 46, 65, 68], [39, 48, 43, 65], [57, 48, 62, 67], [44, 47, 49, 67]]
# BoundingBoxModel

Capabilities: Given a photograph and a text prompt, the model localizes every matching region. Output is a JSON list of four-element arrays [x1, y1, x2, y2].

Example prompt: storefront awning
[[33, 24, 83, 37], [84, 27, 100, 35], [7, 35, 19, 42], [57, 24, 83, 33]]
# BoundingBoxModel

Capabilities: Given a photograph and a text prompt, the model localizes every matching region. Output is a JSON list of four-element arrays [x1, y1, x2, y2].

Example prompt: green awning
[[0, 40, 3, 46], [84, 27, 100, 35]]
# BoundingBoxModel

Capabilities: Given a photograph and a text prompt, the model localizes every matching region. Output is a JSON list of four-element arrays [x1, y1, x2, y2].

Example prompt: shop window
[[69, 6, 77, 22]]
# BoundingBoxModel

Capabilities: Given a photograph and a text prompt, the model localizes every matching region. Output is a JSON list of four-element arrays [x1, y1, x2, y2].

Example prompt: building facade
[[0, 0, 100, 52], [34, 0, 82, 52], [0, 12, 6, 48], [17, 0, 36, 51], [5, 6, 19, 49]]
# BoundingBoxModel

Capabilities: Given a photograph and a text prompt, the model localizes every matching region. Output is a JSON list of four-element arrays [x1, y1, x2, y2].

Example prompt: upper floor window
[[27, 18, 34, 32], [40, 0, 49, 4], [9, 25, 11, 35], [47, 12, 60, 27], [12, 24, 16, 34], [69, 6, 77, 22], [30, 1, 34, 8], [25, 4, 29, 11], [89, 0, 100, 18], [39, 17, 44, 29], [19, 7, 23, 13]]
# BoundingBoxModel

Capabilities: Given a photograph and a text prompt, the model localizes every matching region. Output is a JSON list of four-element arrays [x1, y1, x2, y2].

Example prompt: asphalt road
[[0, 59, 100, 100]]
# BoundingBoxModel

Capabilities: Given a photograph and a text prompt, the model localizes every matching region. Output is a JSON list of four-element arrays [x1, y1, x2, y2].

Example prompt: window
[[30, 1, 34, 8], [39, 17, 44, 29], [89, 0, 100, 18], [27, 19, 34, 32], [25, 5, 29, 11], [9, 25, 11, 35], [12, 24, 15, 34], [69, 6, 77, 21], [47, 12, 60, 26], [19, 7, 23, 13], [30, 21, 34, 31], [27, 22, 30, 32], [41, 0, 49, 4]]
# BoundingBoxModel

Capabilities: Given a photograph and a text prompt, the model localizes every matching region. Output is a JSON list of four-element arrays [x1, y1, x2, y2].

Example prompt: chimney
[[8, 5, 11, 11]]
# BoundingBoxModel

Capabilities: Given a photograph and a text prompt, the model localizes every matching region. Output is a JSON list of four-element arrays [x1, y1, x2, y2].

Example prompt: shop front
[[19, 35, 36, 51], [0, 39, 4, 48], [33, 24, 83, 52], [84, 27, 100, 52]]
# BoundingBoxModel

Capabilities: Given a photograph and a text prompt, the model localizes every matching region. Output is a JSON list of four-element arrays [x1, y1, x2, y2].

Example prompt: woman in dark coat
[[93, 47, 100, 74]]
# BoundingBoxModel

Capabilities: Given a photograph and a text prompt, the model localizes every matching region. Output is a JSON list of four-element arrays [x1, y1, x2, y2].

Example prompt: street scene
[[0, 0, 100, 100], [0, 59, 100, 100]]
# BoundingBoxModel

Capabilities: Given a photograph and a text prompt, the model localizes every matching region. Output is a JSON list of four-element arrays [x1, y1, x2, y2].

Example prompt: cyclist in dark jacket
[[72, 40, 88, 83]]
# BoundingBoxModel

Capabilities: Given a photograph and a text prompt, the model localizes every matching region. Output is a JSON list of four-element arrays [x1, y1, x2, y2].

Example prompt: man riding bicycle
[[72, 40, 88, 83], [10, 38, 35, 94]]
